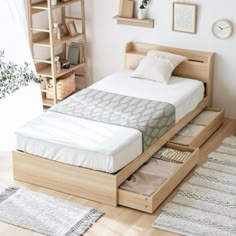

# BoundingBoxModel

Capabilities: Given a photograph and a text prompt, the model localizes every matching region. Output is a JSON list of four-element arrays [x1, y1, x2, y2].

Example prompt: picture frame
[[119, 0, 134, 18], [59, 23, 68, 36], [66, 21, 78, 37], [172, 2, 197, 34]]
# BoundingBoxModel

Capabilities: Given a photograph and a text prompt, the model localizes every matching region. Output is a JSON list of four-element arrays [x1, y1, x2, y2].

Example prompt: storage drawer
[[118, 143, 199, 213], [170, 108, 224, 148]]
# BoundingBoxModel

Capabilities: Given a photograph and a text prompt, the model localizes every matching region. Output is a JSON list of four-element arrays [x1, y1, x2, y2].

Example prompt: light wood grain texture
[[114, 16, 154, 28], [118, 145, 199, 213], [170, 108, 224, 148], [31, 0, 81, 12], [2, 120, 235, 235], [13, 151, 117, 206], [124, 42, 214, 105], [118, 0, 134, 18], [47, 0, 57, 105]]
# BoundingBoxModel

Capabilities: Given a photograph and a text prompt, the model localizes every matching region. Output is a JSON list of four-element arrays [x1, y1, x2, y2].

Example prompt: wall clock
[[212, 19, 233, 39]]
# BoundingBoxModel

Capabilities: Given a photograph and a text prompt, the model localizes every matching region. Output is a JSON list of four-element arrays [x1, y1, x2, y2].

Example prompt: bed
[[16, 71, 204, 173], [13, 42, 214, 207]]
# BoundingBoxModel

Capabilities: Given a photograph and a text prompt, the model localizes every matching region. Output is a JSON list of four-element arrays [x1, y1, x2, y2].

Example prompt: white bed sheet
[[91, 71, 204, 122], [16, 71, 204, 173]]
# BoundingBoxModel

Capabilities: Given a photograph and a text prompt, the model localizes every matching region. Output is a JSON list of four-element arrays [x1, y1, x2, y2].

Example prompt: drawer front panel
[[170, 108, 224, 148], [118, 144, 199, 213]]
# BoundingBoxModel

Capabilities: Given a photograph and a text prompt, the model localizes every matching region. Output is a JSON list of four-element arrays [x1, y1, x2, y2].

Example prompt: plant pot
[[138, 9, 147, 20]]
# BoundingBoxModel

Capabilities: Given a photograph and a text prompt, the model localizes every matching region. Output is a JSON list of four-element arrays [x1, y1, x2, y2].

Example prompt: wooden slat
[[80, 0, 89, 87], [114, 16, 154, 28], [33, 33, 84, 47], [32, 0, 81, 11], [37, 63, 86, 78], [31, 28, 50, 33], [65, 16, 82, 20], [34, 59, 52, 64]]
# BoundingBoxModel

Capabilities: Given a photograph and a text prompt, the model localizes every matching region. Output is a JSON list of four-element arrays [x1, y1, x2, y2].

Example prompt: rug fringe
[[65, 209, 104, 236], [0, 187, 19, 204]]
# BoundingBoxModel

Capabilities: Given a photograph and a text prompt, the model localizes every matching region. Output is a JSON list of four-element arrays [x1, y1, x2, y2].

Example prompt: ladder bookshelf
[[27, 0, 88, 107]]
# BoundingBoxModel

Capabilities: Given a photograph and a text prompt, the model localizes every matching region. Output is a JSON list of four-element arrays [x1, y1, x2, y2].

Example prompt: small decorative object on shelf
[[55, 56, 61, 73], [46, 72, 76, 100], [53, 22, 61, 41], [119, 0, 134, 18], [62, 61, 71, 69], [51, 0, 58, 6], [138, 0, 150, 20], [59, 23, 68, 36], [66, 21, 78, 37]]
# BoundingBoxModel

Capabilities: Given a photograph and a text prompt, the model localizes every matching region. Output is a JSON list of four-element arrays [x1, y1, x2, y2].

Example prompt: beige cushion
[[131, 50, 187, 84]]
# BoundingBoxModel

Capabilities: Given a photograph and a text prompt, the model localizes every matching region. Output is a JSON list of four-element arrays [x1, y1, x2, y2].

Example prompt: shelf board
[[33, 33, 83, 47], [32, 0, 81, 13], [43, 97, 54, 107], [42, 88, 81, 107], [37, 63, 86, 78], [114, 15, 154, 28]]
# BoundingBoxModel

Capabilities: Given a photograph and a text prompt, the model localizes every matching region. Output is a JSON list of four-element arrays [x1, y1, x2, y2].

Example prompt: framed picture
[[119, 0, 134, 18], [172, 2, 197, 34], [66, 21, 78, 37], [59, 23, 68, 36]]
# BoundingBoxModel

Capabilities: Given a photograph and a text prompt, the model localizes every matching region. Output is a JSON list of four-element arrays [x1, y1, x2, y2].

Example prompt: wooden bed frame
[[13, 42, 214, 207]]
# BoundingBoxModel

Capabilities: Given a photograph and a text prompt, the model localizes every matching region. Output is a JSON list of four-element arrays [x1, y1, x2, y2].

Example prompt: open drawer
[[170, 108, 224, 148], [118, 143, 199, 213]]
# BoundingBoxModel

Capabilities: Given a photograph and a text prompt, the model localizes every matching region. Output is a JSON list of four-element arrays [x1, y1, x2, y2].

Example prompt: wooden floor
[[0, 119, 235, 236]]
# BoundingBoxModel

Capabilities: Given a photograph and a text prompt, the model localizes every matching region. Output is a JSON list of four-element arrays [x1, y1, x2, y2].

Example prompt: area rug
[[152, 136, 236, 236], [0, 187, 103, 236]]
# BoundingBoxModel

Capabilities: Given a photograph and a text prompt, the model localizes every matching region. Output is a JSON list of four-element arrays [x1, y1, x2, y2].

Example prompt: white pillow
[[131, 50, 187, 84]]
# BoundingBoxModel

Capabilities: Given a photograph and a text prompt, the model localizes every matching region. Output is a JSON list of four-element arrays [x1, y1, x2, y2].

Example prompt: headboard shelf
[[124, 42, 215, 105]]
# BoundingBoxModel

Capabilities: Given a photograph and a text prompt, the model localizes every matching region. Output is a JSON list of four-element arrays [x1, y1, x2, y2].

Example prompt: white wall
[[87, 0, 236, 118]]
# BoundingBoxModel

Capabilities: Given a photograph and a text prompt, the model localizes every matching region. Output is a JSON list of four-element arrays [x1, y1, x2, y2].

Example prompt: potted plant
[[0, 51, 43, 150], [0, 51, 42, 100], [138, 0, 150, 20]]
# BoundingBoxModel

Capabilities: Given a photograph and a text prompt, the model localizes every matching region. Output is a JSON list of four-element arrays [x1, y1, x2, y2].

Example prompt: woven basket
[[46, 72, 76, 100]]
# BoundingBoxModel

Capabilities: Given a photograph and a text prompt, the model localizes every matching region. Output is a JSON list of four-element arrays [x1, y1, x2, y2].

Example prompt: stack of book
[[67, 43, 84, 65]]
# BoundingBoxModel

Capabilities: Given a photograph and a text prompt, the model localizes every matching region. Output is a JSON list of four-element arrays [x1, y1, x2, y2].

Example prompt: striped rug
[[152, 136, 236, 236]]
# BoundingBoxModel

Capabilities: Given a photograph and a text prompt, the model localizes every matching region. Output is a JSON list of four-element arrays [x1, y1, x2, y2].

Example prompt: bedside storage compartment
[[118, 143, 199, 213], [170, 108, 224, 148]]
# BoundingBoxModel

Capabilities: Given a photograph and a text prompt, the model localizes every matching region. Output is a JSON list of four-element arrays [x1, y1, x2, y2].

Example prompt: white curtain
[[0, 0, 43, 151]]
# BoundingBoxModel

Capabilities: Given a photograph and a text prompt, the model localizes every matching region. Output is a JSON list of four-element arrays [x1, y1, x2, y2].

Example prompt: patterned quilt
[[50, 89, 175, 150]]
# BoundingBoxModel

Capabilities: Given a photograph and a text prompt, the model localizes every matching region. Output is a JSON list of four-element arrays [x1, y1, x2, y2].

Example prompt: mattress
[[16, 71, 204, 173]]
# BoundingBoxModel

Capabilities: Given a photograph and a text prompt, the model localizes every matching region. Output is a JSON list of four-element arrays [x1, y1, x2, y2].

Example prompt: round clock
[[212, 19, 233, 39]]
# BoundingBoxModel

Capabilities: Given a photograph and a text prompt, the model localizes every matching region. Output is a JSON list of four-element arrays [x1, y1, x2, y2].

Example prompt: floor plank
[[0, 119, 235, 236]]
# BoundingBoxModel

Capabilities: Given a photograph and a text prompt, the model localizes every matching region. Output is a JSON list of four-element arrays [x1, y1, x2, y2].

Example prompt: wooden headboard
[[124, 42, 215, 106]]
